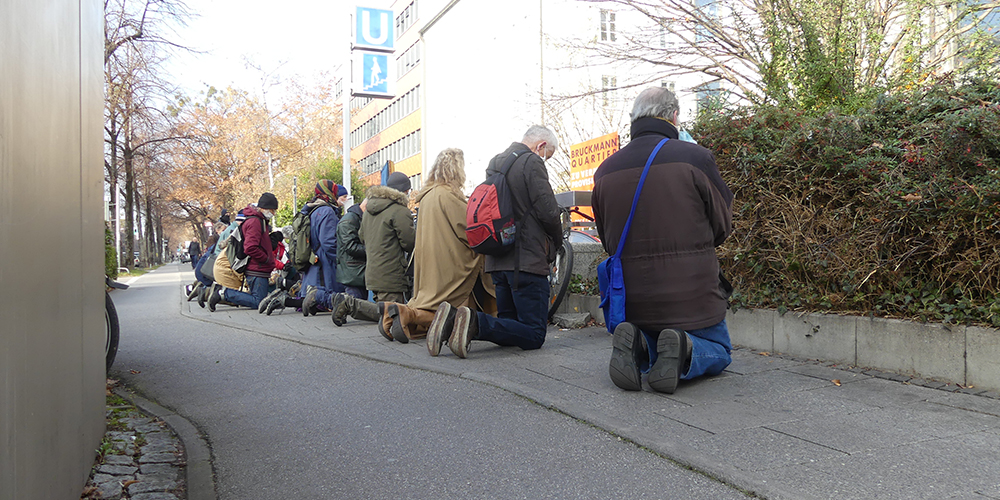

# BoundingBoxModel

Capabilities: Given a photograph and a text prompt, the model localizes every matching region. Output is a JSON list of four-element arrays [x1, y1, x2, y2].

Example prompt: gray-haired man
[[429, 125, 564, 358]]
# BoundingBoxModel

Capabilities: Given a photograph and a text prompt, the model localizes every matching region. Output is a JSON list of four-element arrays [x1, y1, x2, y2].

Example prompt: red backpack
[[466, 151, 523, 255]]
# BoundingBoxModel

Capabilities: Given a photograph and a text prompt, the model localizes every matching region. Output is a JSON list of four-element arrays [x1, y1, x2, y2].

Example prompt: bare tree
[[566, 0, 999, 108]]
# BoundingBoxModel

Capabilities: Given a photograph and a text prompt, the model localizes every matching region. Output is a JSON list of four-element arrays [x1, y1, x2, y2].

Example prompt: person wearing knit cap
[[294, 179, 347, 316], [355, 173, 416, 337], [206, 193, 279, 312], [386, 171, 411, 193]]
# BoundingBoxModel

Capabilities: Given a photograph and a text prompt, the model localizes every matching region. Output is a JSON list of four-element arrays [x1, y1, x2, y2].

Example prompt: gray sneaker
[[448, 307, 477, 359], [302, 286, 319, 316], [258, 288, 284, 313], [331, 293, 349, 327], [426, 302, 455, 357], [208, 283, 223, 312], [265, 291, 288, 315]]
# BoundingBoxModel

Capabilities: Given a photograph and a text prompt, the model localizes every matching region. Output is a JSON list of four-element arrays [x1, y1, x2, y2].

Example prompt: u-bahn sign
[[354, 7, 394, 51]]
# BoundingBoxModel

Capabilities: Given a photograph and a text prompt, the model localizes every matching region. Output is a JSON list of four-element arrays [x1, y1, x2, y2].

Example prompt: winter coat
[[239, 204, 275, 278], [213, 222, 239, 256], [336, 204, 366, 288], [592, 117, 734, 331], [212, 245, 245, 290], [408, 185, 495, 312], [359, 185, 415, 293], [483, 142, 563, 277], [300, 199, 345, 294]]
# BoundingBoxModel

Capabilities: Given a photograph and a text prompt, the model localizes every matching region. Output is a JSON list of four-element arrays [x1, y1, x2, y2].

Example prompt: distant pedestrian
[[188, 238, 201, 270], [443, 125, 563, 358], [594, 87, 734, 394]]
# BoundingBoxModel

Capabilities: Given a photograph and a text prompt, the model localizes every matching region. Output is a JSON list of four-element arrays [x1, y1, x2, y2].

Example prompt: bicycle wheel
[[105, 292, 120, 372], [548, 240, 574, 320]]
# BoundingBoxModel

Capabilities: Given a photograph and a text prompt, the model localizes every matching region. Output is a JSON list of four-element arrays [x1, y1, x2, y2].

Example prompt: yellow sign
[[570, 132, 620, 191]]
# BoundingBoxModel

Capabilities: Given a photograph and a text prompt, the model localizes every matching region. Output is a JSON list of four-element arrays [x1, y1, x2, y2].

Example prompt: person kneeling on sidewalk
[[593, 87, 734, 393], [208, 193, 280, 311], [331, 149, 496, 347]]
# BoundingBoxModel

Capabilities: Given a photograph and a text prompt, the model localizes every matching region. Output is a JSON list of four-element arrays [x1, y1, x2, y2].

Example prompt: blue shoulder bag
[[598, 137, 669, 333]]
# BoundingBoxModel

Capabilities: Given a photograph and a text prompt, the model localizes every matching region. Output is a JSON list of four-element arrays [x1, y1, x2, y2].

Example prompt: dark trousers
[[474, 271, 548, 350]]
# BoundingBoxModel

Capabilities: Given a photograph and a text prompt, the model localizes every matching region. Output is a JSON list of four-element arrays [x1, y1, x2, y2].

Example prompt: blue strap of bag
[[599, 137, 670, 333], [612, 137, 670, 259]]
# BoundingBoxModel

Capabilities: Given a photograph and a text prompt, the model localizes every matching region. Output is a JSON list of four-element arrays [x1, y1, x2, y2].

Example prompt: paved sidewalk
[[183, 290, 1000, 500]]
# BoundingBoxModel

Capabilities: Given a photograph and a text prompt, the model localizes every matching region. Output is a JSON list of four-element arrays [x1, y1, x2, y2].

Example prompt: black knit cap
[[257, 192, 278, 210]]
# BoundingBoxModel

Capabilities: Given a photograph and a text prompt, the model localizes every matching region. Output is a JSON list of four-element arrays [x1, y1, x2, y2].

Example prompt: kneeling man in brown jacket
[[593, 87, 734, 394]]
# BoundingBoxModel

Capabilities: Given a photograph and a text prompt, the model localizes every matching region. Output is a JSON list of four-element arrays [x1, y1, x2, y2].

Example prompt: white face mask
[[261, 209, 274, 220]]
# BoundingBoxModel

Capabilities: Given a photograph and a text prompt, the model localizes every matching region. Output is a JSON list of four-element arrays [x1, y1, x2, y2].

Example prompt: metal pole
[[115, 186, 121, 270], [342, 9, 352, 200], [293, 177, 298, 212]]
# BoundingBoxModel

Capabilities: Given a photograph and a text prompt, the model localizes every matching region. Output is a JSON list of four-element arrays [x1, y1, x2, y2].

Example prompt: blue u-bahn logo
[[355, 7, 394, 51]]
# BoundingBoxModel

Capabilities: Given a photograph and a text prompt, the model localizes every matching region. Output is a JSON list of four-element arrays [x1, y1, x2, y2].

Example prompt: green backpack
[[288, 203, 325, 272]]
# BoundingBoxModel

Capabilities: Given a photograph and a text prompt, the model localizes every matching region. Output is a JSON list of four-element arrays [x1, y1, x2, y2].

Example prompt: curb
[[114, 386, 217, 500]]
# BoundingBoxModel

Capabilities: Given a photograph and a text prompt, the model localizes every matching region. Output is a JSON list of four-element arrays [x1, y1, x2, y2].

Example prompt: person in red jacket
[[208, 193, 279, 311]]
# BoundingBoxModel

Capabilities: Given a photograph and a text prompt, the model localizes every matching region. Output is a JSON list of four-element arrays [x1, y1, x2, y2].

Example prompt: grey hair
[[630, 87, 680, 122], [521, 125, 558, 149]]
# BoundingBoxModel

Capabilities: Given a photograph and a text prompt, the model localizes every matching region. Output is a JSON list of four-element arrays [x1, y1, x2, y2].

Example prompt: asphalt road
[[111, 264, 751, 500]]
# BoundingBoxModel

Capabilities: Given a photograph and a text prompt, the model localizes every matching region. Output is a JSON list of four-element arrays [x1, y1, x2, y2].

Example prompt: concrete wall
[[727, 308, 1000, 393], [0, 1, 105, 498]]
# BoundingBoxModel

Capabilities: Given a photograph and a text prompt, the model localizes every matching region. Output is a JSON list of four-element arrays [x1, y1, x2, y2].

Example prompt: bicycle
[[547, 207, 575, 319]]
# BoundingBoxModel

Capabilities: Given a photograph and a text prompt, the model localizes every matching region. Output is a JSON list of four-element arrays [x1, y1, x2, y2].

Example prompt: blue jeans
[[224, 275, 272, 309], [193, 249, 214, 287], [641, 319, 731, 380], [344, 285, 368, 300], [475, 271, 548, 350]]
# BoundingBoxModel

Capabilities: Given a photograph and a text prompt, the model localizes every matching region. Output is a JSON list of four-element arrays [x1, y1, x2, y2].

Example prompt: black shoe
[[208, 283, 222, 312], [331, 293, 349, 327], [426, 302, 455, 357], [197, 285, 209, 309], [302, 286, 319, 316], [448, 307, 477, 359], [609, 322, 643, 391], [648, 329, 686, 394]]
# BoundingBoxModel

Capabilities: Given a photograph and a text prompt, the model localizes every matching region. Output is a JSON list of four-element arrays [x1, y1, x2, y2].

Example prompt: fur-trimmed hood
[[365, 185, 409, 215]]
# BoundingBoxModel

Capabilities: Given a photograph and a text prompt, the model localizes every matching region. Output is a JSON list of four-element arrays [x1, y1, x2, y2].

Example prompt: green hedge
[[693, 78, 1000, 325]]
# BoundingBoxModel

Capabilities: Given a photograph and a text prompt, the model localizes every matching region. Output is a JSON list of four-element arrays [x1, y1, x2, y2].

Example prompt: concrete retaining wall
[[727, 308, 1000, 393], [555, 294, 999, 392]]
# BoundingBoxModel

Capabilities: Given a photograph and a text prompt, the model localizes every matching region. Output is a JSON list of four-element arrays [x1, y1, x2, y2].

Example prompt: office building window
[[359, 129, 422, 175], [696, 81, 722, 114], [602, 75, 617, 106], [395, 0, 419, 39], [600, 10, 616, 42]]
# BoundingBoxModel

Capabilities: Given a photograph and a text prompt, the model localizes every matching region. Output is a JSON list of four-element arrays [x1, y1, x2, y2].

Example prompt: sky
[[165, 0, 361, 98]]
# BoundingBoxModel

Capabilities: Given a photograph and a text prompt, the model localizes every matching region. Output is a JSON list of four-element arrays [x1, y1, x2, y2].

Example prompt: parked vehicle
[[105, 276, 128, 372]]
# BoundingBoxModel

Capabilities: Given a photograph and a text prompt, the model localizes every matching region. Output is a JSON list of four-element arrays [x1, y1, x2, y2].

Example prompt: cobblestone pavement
[[80, 381, 185, 500]]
